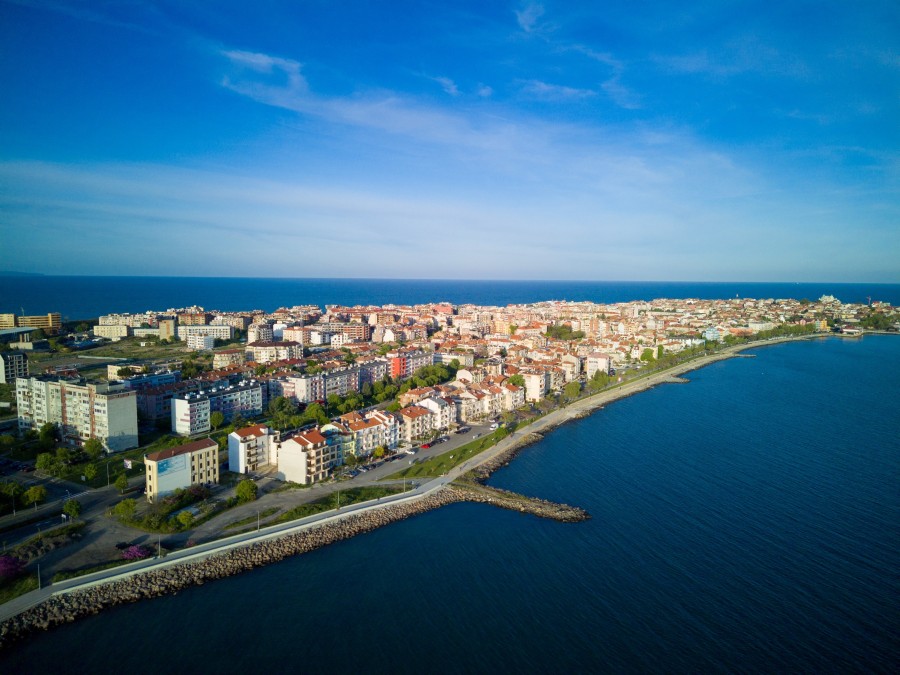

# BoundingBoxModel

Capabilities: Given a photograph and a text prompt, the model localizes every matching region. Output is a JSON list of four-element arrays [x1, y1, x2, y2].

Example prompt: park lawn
[[224, 506, 280, 530], [272, 485, 404, 525], [383, 429, 510, 480], [0, 575, 39, 605]]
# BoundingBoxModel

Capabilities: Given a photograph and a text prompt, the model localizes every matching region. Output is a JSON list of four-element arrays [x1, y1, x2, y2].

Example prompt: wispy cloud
[[515, 2, 544, 33], [571, 46, 641, 109], [655, 37, 809, 79], [477, 84, 493, 98], [519, 79, 596, 101], [432, 76, 459, 96]]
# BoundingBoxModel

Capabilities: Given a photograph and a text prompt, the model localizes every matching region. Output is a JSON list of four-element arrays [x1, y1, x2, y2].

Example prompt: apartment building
[[144, 438, 219, 503], [176, 325, 234, 341], [228, 424, 279, 474], [16, 376, 138, 451], [277, 429, 340, 484], [397, 405, 434, 443], [0, 352, 28, 384], [171, 381, 263, 435]]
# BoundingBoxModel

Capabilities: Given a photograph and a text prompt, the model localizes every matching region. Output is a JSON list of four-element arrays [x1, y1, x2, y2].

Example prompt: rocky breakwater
[[468, 431, 545, 481], [0, 488, 464, 648], [448, 483, 589, 523]]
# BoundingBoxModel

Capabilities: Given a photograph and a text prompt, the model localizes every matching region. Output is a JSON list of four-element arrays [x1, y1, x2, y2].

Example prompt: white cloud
[[515, 2, 544, 33], [477, 84, 494, 97], [433, 76, 459, 96], [519, 79, 596, 100]]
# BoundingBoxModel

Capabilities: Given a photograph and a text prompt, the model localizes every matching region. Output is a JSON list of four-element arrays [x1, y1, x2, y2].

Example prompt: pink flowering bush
[[0, 555, 25, 582], [121, 545, 152, 561]]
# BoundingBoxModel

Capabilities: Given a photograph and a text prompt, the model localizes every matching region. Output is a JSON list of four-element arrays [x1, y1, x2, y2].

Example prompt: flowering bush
[[121, 545, 152, 561], [0, 555, 25, 582]]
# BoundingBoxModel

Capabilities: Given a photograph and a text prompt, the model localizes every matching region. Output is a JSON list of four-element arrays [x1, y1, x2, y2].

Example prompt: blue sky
[[1, 1, 897, 281]]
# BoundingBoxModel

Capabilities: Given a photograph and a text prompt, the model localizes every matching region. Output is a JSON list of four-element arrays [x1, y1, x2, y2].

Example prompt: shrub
[[0, 555, 25, 582], [121, 545, 152, 561]]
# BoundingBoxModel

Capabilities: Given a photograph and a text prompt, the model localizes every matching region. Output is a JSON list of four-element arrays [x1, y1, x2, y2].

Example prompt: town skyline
[[2, 1, 898, 282]]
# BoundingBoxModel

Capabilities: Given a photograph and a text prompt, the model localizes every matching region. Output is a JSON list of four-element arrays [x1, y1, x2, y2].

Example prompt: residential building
[[228, 424, 279, 474], [397, 405, 434, 443], [185, 334, 216, 351], [177, 325, 233, 341], [171, 381, 263, 435], [144, 438, 219, 503], [277, 429, 340, 484], [0, 352, 28, 384], [16, 376, 139, 451], [213, 349, 246, 369], [245, 341, 302, 364], [586, 353, 612, 379], [93, 324, 131, 340], [16, 312, 62, 334]]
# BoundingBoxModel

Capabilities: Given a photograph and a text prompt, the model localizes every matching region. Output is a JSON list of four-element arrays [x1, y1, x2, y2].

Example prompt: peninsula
[[0, 294, 896, 646]]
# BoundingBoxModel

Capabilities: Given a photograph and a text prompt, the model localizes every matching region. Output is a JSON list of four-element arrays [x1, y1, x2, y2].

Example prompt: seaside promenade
[[0, 334, 818, 629]]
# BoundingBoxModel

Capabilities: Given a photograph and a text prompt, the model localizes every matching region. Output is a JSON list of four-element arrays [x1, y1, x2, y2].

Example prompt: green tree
[[38, 422, 57, 449], [83, 437, 104, 461], [563, 381, 582, 401], [210, 411, 225, 431], [117, 366, 134, 378], [230, 413, 247, 432], [177, 510, 194, 528], [344, 453, 358, 468], [508, 374, 525, 387], [112, 498, 136, 520], [0, 480, 24, 510], [31, 328, 47, 340], [255, 364, 268, 376], [373, 446, 386, 459], [35, 452, 60, 476], [23, 485, 47, 507], [235, 479, 258, 503], [63, 498, 82, 519], [84, 464, 98, 481], [640, 348, 655, 362], [115, 473, 129, 493], [0, 434, 14, 448]]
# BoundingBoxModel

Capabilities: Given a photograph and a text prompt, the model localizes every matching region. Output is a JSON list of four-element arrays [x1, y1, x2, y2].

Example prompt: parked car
[[421, 443, 432, 449]]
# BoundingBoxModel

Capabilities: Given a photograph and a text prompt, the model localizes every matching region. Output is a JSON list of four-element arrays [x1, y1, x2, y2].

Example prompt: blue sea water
[[1, 276, 898, 318], [2, 335, 898, 672]]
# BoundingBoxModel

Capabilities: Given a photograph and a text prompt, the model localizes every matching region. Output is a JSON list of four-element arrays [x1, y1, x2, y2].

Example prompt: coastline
[[0, 333, 825, 647]]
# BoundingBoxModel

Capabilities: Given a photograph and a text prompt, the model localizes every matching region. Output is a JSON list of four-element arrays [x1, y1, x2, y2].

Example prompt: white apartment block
[[176, 325, 234, 341], [185, 334, 216, 351], [228, 424, 279, 474], [16, 376, 138, 452], [586, 353, 612, 379], [419, 396, 455, 430], [245, 341, 302, 364], [171, 382, 263, 435]]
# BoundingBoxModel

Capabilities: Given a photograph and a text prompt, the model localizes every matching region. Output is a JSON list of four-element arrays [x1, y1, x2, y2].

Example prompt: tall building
[[16, 376, 139, 451], [0, 352, 28, 384], [144, 438, 219, 503], [171, 382, 263, 435]]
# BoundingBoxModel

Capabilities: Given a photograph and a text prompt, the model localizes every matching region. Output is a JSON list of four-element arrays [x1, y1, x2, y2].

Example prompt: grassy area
[[52, 559, 133, 583], [0, 575, 39, 605], [272, 485, 404, 524], [78, 337, 191, 361], [384, 429, 510, 480], [224, 506, 280, 530]]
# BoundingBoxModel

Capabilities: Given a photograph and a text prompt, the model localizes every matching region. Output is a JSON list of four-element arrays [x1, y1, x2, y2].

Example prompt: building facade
[[16, 376, 139, 451], [144, 438, 219, 502]]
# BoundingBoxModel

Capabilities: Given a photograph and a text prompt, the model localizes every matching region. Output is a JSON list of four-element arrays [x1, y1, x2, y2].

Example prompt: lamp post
[[257, 510, 260, 532]]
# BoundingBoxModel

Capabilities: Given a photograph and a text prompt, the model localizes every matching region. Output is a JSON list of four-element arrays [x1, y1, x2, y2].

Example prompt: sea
[[1, 278, 899, 672], [1, 276, 899, 318]]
